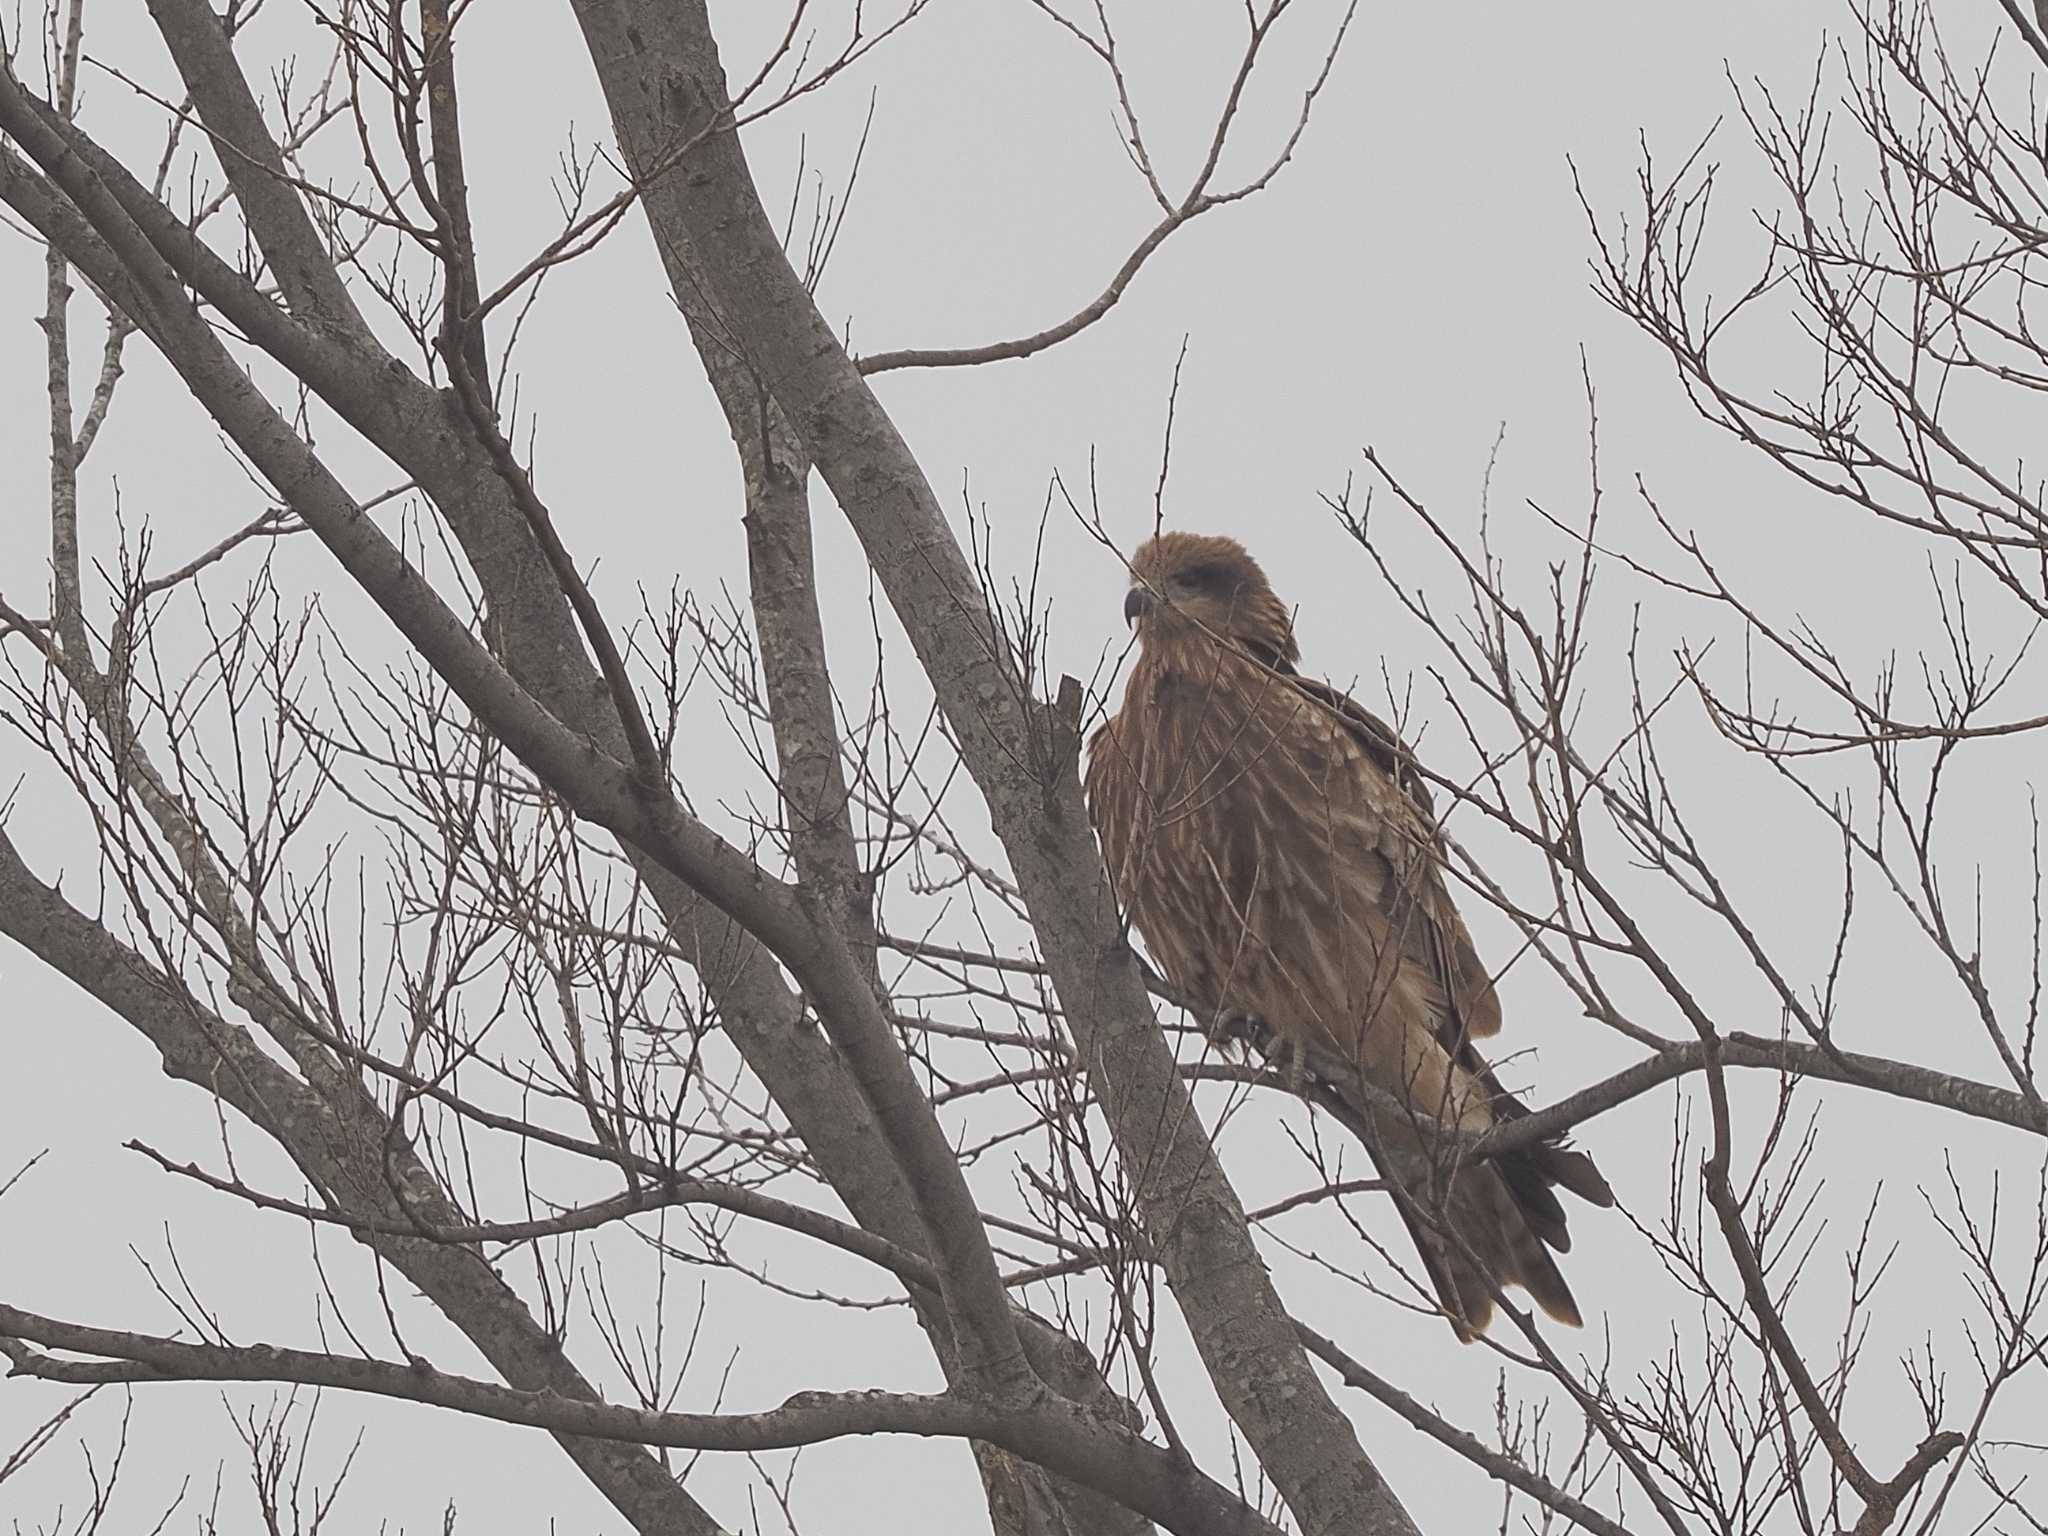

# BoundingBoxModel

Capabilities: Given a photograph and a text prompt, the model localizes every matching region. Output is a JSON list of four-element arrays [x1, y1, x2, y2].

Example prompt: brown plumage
[[1085, 532, 1613, 1338]]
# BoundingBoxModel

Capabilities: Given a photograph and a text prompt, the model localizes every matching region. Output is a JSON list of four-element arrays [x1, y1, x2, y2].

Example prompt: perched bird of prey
[[1085, 532, 1613, 1337]]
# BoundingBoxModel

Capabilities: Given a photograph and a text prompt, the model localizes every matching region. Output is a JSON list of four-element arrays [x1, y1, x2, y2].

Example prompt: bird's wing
[[1282, 672, 1503, 1045], [1283, 667, 1614, 1219]]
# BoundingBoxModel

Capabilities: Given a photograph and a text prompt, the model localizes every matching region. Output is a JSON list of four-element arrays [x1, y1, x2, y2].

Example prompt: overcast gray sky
[[4, 2, 2043, 1532]]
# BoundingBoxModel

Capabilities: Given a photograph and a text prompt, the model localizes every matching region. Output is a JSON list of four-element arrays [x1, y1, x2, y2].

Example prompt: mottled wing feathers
[[1280, 674, 1617, 1224], [1283, 672, 1503, 1045], [1278, 668, 1617, 1223]]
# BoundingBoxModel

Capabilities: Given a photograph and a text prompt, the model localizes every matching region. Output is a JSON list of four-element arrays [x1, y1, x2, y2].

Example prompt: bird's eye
[[1178, 562, 1234, 593]]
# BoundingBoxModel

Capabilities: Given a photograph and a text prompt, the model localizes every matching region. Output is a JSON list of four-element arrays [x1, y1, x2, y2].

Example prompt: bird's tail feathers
[[1313, 1080, 1609, 1339]]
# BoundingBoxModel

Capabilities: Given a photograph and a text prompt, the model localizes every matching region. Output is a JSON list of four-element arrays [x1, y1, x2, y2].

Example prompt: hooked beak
[[1123, 586, 1156, 626]]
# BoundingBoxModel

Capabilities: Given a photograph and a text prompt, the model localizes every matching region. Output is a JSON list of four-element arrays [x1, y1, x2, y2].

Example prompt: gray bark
[[566, 5, 1421, 1532], [0, 10, 1158, 1531]]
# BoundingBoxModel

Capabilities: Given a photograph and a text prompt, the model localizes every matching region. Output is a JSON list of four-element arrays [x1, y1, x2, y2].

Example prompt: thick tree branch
[[143, 0, 371, 335], [0, 1306, 1278, 1536], [3, 48, 1154, 1535], [0, 832, 731, 1536], [566, 6, 1419, 1532], [1468, 1029, 2048, 1162], [649, 86, 1147, 1533], [0, 45, 1034, 1407]]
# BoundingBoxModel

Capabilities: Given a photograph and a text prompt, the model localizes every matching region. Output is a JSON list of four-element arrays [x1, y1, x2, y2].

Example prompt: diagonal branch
[[649, 85, 1147, 1534], [143, 0, 371, 334], [0, 830, 731, 1536], [6, 44, 1154, 1534], [857, 0, 1357, 376], [567, 5, 1419, 1532], [417, 0, 491, 395], [1298, 1326, 1638, 1536], [0, 1305, 1279, 1536], [1, 32, 1034, 1425]]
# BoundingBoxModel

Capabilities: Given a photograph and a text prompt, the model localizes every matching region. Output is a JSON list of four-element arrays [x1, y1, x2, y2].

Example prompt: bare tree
[[0, 2, 2043, 1534]]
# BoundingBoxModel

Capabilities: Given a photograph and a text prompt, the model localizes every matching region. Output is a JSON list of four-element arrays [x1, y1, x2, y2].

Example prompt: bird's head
[[1122, 532, 1299, 670]]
